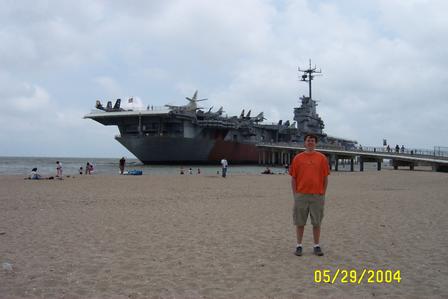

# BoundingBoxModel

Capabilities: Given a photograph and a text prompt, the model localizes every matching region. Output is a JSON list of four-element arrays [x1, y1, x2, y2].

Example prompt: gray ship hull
[[116, 135, 259, 164]]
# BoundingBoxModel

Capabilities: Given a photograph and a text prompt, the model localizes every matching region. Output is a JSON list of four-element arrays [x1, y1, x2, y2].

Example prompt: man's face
[[304, 136, 316, 151]]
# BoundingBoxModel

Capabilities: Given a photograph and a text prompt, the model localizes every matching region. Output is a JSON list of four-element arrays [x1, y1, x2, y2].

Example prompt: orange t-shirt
[[289, 151, 330, 195]]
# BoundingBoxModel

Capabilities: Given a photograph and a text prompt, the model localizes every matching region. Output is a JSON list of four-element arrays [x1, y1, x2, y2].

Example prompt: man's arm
[[291, 177, 297, 194], [323, 176, 328, 195]]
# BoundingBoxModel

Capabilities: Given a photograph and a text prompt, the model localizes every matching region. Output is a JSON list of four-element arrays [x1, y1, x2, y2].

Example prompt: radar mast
[[298, 59, 321, 99]]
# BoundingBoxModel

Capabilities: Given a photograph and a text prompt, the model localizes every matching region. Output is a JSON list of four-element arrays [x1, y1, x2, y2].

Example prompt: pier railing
[[355, 146, 448, 160], [257, 142, 448, 160]]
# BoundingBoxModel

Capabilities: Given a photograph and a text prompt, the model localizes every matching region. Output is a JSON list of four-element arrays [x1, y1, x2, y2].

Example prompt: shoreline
[[1, 155, 442, 177]]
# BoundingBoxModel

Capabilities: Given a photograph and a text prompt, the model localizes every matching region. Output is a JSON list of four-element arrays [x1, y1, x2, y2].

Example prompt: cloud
[[11, 84, 50, 112], [93, 76, 123, 97], [0, 0, 447, 158]]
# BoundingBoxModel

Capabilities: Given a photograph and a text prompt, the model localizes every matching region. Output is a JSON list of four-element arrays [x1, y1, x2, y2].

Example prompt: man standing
[[119, 157, 126, 175], [220, 158, 228, 178], [289, 134, 329, 256]]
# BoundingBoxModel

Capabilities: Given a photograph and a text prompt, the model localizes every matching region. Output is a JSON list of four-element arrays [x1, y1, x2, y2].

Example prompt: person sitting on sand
[[29, 168, 42, 180], [262, 167, 273, 174]]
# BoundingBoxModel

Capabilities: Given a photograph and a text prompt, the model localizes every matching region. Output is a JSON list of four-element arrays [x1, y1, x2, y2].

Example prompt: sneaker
[[313, 246, 324, 256], [294, 246, 303, 256]]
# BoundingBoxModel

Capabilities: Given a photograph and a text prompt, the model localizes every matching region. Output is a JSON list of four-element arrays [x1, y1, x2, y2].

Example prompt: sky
[[1, 0, 447, 158]]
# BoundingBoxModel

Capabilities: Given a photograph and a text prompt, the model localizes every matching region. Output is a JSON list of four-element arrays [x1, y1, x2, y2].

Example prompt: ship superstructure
[[84, 63, 356, 164], [294, 61, 326, 141]]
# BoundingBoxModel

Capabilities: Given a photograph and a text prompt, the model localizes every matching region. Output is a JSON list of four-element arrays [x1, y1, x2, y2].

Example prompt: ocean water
[[0, 156, 288, 176]]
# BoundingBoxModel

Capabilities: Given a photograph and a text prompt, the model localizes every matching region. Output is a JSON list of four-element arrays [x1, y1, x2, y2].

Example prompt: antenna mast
[[298, 59, 321, 99]]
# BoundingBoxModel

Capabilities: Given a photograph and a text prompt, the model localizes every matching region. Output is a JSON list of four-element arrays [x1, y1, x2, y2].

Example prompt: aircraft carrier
[[84, 63, 357, 164]]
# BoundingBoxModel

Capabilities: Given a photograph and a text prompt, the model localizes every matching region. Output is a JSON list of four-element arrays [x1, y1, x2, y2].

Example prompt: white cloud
[[12, 84, 50, 111], [93, 76, 123, 97], [0, 0, 447, 158]]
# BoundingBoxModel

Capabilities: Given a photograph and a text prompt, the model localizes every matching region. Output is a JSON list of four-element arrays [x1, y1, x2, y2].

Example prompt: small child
[[56, 161, 63, 177]]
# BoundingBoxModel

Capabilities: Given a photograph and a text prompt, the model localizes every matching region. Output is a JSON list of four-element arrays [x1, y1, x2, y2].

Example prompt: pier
[[254, 61, 448, 172], [256, 143, 448, 172]]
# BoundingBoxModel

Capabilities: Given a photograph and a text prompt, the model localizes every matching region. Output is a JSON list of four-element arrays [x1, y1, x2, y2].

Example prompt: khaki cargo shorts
[[293, 193, 325, 227]]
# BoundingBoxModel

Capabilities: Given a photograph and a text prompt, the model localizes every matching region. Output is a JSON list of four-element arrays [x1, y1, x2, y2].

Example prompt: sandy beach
[[1, 170, 447, 298]]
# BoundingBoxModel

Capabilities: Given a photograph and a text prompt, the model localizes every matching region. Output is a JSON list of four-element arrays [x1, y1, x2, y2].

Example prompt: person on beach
[[29, 168, 42, 180], [220, 158, 228, 178], [85, 162, 94, 175], [284, 163, 289, 173], [262, 167, 273, 174], [88, 163, 94, 174], [56, 161, 63, 178], [119, 157, 126, 175], [289, 133, 329, 256]]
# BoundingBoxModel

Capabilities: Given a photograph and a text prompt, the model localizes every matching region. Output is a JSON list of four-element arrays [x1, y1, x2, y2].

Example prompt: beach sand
[[1, 170, 447, 298]]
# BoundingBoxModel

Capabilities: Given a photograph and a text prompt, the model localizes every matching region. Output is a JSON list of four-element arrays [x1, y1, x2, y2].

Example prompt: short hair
[[304, 133, 318, 142]]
